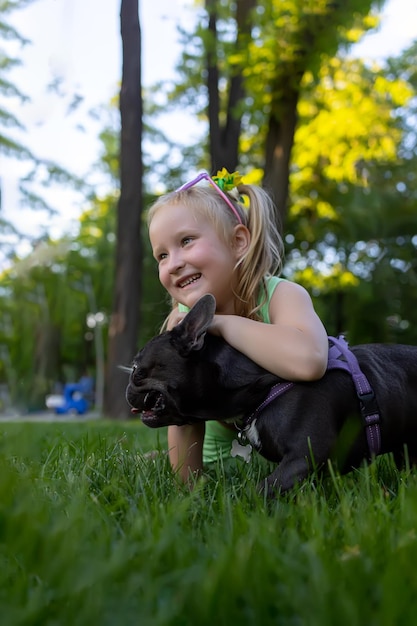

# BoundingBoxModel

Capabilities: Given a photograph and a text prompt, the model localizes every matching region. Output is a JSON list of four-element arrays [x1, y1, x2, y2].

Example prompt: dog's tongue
[[130, 408, 140, 414]]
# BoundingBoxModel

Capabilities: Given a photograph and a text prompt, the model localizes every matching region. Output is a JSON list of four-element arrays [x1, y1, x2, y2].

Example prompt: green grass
[[1, 419, 417, 625]]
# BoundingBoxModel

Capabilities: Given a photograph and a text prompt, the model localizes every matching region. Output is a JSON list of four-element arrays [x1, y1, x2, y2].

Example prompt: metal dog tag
[[231, 439, 252, 463]]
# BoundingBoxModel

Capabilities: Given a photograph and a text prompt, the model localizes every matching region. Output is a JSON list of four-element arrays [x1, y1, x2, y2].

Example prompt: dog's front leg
[[259, 454, 315, 498]]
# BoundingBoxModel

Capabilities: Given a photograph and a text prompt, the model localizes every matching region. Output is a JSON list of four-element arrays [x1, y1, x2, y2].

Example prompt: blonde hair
[[147, 181, 285, 321]]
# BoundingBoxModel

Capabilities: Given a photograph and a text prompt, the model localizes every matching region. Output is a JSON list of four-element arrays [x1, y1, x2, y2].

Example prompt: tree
[[162, 0, 385, 217], [0, 95, 170, 413], [0, 190, 118, 411], [146, 3, 416, 344], [251, 0, 385, 216], [206, 0, 256, 171], [285, 48, 417, 343], [103, 0, 143, 418]]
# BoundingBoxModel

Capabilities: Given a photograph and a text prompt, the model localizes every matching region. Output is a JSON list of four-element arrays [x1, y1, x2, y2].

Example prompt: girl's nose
[[167, 251, 185, 274]]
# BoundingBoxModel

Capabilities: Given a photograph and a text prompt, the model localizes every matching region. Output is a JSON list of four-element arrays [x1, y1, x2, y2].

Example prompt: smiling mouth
[[178, 273, 201, 288]]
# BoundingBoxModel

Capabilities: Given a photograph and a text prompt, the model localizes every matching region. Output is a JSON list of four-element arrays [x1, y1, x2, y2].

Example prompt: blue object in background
[[46, 376, 94, 415], [55, 383, 90, 415]]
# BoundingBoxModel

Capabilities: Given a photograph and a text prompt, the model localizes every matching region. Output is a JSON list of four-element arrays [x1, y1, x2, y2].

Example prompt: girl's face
[[149, 202, 245, 314]]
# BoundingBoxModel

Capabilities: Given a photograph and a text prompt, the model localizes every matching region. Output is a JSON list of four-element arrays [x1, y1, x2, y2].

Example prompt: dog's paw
[[257, 476, 283, 499]]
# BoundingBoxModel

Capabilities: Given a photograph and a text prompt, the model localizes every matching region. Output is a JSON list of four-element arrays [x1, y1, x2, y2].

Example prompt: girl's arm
[[166, 307, 204, 482], [167, 422, 205, 482], [165, 282, 327, 482], [210, 281, 328, 381]]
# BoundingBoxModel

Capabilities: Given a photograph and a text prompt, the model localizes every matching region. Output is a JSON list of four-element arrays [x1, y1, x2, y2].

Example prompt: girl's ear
[[232, 224, 251, 259]]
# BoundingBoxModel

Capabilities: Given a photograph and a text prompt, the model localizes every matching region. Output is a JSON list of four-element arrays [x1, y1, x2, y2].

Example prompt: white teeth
[[179, 274, 201, 288]]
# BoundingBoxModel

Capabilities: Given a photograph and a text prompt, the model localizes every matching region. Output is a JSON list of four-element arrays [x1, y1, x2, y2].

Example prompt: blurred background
[[0, 0, 416, 418]]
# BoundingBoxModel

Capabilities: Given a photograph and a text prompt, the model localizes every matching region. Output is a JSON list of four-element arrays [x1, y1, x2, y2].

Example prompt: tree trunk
[[206, 0, 256, 172], [104, 0, 143, 418], [263, 88, 299, 225]]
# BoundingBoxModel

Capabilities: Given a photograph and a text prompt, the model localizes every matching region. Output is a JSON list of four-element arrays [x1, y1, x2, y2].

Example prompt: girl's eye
[[157, 252, 168, 262], [182, 236, 193, 246]]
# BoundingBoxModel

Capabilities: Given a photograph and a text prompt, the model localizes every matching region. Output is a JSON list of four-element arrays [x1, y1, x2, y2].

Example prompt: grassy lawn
[[1, 418, 417, 625]]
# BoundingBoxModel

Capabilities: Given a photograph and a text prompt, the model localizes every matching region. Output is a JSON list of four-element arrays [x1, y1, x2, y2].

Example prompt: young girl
[[147, 169, 329, 483]]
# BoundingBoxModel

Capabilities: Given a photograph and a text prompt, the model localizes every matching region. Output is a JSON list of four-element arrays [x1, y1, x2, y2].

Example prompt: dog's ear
[[171, 294, 216, 356]]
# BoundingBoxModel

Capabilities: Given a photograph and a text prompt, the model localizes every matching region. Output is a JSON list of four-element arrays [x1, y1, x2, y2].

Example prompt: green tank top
[[178, 275, 285, 464], [177, 275, 283, 322]]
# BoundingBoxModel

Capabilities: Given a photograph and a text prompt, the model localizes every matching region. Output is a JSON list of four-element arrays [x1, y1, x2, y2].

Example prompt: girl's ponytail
[[233, 184, 284, 319]]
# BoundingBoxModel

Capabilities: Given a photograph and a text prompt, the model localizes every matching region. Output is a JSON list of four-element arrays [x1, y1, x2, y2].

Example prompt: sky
[[1, 0, 417, 265], [1, 0, 191, 253]]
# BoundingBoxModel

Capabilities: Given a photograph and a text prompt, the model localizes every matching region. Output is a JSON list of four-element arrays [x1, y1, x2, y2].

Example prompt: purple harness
[[242, 335, 382, 457]]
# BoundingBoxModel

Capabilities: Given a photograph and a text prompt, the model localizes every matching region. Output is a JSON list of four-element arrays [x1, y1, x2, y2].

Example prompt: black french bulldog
[[126, 294, 417, 496]]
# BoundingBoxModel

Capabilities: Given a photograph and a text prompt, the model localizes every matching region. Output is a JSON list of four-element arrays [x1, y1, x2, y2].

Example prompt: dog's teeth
[[155, 395, 165, 410]]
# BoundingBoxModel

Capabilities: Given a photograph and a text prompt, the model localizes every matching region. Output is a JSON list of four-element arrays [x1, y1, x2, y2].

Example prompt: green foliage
[[153, 0, 385, 175], [285, 46, 417, 343], [0, 188, 166, 409], [242, 0, 381, 101], [1, 420, 417, 625], [292, 59, 411, 189], [0, 194, 118, 408], [97, 104, 120, 186]]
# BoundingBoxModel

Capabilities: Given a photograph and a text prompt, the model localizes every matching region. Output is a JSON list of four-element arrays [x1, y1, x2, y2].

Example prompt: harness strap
[[245, 381, 294, 423], [242, 335, 381, 458], [327, 335, 381, 457]]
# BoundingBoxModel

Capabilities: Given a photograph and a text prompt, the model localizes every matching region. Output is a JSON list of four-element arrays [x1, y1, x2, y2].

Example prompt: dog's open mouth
[[130, 389, 166, 421]]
